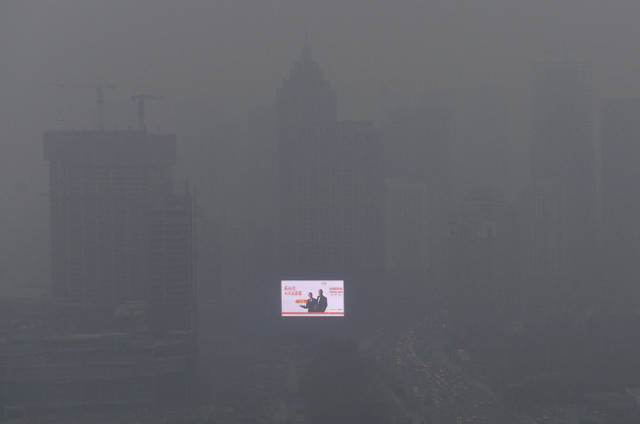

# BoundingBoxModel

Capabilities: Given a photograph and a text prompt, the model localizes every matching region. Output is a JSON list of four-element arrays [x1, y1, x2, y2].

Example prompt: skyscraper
[[33, 129, 199, 414], [448, 187, 521, 326], [44, 130, 195, 332], [276, 47, 384, 300], [276, 45, 338, 132], [334, 120, 385, 281], [277, 46, 339, 278], [383, 94, 453, 276]]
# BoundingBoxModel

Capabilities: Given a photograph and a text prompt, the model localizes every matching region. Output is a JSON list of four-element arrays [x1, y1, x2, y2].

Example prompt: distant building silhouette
[[277, 44, 338, 132], [44, 130, 196, 334], [276, 46, 384, 299], [529, 62, 597, 290], [384, 177, 427, 274], [0, 130, 198, 419], [277, 45, 341, 277], [448, 187, 521, 326], [334, 120, 384, 280], [383, 94, 453, 277], [0, 297, 196, 418]]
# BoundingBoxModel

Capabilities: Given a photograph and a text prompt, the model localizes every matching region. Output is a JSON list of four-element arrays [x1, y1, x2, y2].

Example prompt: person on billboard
[[316, 289, 328, 312], [300, 292, 318, 312]]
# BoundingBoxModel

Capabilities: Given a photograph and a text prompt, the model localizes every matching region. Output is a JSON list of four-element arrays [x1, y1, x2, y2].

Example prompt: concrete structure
[[448, 187, 521, 326], [44, 130, 196, 334], [0, 298, 195, 421], [384, 178, 428, 274], [7, 129, 201, 420], [276, 47, 384, 303], [149, 191, 196, 335], [44, 130, 175, 307], [383, 94, 454, 277], [277, 46, 340, 278]]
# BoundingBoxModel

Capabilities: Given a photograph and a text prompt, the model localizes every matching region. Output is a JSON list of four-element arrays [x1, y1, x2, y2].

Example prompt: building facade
[[44, 130, 195, 333], [276, 47, 384, 306], [383, 94, 454, 277]]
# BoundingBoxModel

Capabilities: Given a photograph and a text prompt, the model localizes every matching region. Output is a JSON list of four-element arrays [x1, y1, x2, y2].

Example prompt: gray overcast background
[[2, 0, 640, 294]]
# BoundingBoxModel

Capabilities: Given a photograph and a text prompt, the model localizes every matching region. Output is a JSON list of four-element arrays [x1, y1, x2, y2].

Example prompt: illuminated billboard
[[281, 280, 344, 317]]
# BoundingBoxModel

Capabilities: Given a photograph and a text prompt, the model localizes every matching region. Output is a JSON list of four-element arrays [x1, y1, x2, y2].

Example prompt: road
[[363, 311, 506, 424]]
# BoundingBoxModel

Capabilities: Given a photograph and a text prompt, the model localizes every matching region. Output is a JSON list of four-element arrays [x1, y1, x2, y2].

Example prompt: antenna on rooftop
[[131, 93, 162, 132], [90, 83, 116, 131]]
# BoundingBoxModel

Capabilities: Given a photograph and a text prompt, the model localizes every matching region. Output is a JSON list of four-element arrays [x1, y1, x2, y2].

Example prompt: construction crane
[[53, 82, 116, 130], [131, 93, 162, 132], [90, 83, 116, 131]]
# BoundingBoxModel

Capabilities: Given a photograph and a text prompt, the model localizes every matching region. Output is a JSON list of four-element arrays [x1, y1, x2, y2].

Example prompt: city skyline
[[3, 2, 640, 422]]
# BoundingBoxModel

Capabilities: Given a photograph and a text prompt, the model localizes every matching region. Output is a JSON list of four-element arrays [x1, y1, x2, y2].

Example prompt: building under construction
[[0, 129, 197, 421]]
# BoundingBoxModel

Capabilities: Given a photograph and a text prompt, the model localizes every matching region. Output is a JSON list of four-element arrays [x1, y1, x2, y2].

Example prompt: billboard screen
[[281, 280, 344, 317]]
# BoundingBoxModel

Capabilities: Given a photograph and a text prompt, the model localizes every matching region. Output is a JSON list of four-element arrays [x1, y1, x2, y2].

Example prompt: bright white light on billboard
[[281, 280, 344, 317]]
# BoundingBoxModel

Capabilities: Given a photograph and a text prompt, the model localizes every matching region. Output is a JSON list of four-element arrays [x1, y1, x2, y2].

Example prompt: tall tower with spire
[[276, 44, 337, 131], [276, 45, 341, 278], [275, 46, 384, 296]]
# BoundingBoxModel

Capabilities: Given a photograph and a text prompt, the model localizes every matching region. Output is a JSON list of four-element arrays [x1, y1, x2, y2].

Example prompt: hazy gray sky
[[4, 0, 640, 122], [2, 0, 640, 294]]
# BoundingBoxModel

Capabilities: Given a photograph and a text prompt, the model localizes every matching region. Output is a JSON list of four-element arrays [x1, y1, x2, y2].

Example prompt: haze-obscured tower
[[335, 120, 384, 281], [277, 45, 339, 277], [448, 187, 520, 329], [44, 130, 195, 333], [383, 94, 453, 281], [276, 46, 383, 298], [530, 62, 597, 289], [277, 44, 338, 131]]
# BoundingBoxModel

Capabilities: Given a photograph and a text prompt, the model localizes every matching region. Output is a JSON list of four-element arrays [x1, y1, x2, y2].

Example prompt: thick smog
[[2, 1, 640, 423]]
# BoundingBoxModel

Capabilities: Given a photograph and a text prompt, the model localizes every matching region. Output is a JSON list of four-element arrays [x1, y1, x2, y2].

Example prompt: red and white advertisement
[[281, 280, 344, 317]]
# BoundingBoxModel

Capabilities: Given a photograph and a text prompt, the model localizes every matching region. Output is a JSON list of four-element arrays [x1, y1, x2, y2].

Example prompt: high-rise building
[[277, 46, 339, 278], [44, 130, 195, 333], [448, 187, 521, 325], [3, 129, 201, 418], [384, 178, 428, 274], [276, 47, 384, 299], [276, 45, 337, 133], [530, 62, 597, 288], [149, 190, 196, 334], [0, 297, 196, 417], [334, 120, 385, 282], [383, 94, 453, 275]]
